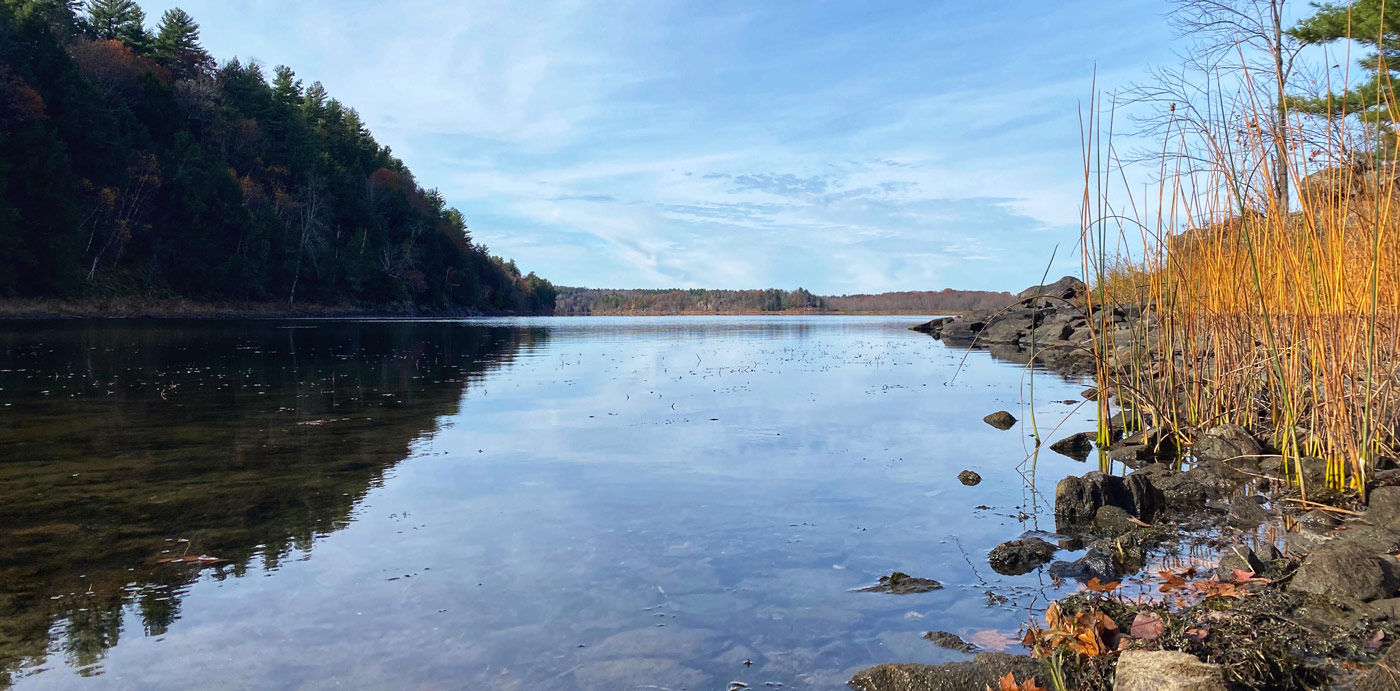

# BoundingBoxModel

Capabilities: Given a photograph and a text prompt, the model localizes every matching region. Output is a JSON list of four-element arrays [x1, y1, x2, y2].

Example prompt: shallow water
[[0, 316, 1103, 690]]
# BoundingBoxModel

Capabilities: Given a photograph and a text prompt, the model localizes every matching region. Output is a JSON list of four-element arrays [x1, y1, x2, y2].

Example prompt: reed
[[1079, 72, 1400, 494]]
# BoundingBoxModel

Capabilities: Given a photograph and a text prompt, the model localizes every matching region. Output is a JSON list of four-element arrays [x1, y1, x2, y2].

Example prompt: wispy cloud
[[143, 0, 1177, 292]]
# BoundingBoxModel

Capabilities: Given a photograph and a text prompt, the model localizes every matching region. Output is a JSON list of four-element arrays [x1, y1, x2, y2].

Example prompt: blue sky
[[142, 0, 1181, 293]]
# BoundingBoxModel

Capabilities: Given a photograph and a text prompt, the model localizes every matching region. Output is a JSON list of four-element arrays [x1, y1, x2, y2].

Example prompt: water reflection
[[0, 321, 545, 685], [1, 317, 1104, 690]]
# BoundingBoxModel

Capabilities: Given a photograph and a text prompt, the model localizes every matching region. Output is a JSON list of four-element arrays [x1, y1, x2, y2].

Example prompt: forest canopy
[[554, 287, 1014, 315], [0, 0, 556, 313]]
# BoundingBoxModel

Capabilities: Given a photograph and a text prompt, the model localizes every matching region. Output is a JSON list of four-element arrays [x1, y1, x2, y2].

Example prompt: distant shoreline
[[0, 299, 961, 320]]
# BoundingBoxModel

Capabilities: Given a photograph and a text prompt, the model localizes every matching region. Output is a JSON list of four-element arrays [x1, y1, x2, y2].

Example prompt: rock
[[1299, 509, 1342, 532], [1091, 505, 1138, 535], [1080, 386, 1100, 401], [1114, 650, 1226, 691], [1054, 471, 1163, 525], [957, 470, 982, 486], [1216, 544, 1266, 578], [922, 631, 978, 653], [1355, 639, 1400, 691], [983, 411, 1017, 430], [910, 317, 954, 337], [859, 572, 944, 595], [1290, 542, 1400, 602], [848, 653, 1044, 691], [1047, 544, 1121, 582], [1017, 276, 1087, 306], [1130, 464, 1208, 510], [1367, 597, 1400, 622], [1226, 497, 1270, 529], [1336, 523, 1400, 554], [940, 319, 984, 344], [1192, 424, 1263, 463], [988, 538, 1057, 576], [1284, 529, 1334, 556], [1049, 432, 1095, 461], [1369, 486, 1400, 529], [979, 309, 1035, 343]]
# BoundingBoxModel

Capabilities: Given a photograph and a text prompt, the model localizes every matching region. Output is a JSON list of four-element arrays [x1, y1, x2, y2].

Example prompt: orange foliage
[[0, 66, 46, 125], [69, 39, 171, 97]]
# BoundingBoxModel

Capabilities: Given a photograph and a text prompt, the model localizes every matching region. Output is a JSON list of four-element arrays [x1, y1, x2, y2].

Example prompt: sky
[[140, 0, 1183, 294]]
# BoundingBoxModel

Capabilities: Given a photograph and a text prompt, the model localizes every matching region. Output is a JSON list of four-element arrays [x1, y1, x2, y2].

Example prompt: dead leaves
[[1129, 611, 1164, 640], [1023, 602, 1122, 658], [968, 629, 1022, 652], [1156, 566, 1269, 605], [987, 672, 1048, 691], [1084, 577, 1121, 592]]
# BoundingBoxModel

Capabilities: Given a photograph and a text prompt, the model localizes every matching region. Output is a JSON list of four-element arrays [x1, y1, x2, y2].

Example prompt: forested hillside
[[0, 0, 556, 313], [554, 286, 1013, 315]]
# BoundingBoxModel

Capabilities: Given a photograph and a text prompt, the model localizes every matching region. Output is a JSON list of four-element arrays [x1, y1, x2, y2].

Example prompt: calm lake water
[[0, 316, 1103, 690]]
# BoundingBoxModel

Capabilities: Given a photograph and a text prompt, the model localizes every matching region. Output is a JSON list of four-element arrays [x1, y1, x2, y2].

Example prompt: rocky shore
[[849, 278, 1400, 690]]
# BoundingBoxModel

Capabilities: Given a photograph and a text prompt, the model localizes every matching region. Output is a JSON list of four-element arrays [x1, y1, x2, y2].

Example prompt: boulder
[[1054, 471, 1163, 525], [1047, 544, 1121, 582], [1049, 432, 1095, 461], [1130, 464, 1208, 510], [1226, 497, 1270, 529], [1290, 542, 1400, 602], [979, 309, 1036, 343], [983, 411, 1017, 430], [957, 470, 982, 486], [1017, 276, 1087, 306], [941, 319, 984, 344], [1091, 505, 1138, 535], [848, 653, 1044, 691], [1193, 424, 1262, 464], [988, 538, 1057, 576], [1369, 486, 1400, 529], [910, 317, 954, 337], [1335, 523, 1400, 554], [1114, 650, 1226, 691]]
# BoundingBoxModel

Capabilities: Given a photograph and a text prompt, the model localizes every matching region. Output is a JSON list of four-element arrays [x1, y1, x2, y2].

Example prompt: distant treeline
[[554, 287, 1014, 315], [0, 0, 555, 313]]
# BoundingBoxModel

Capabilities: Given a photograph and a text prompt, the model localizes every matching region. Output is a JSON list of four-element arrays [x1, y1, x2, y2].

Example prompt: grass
[[1078, 82, 1400, 495]]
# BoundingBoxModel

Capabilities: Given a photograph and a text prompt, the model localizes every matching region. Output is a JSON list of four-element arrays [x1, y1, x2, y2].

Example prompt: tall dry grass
[[1080, 81, 1400, 495]]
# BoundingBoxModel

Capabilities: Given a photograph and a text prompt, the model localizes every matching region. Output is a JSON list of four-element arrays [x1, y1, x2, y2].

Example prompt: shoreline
[[0, 298, 965, 320], [861, 277, 1400, 690]]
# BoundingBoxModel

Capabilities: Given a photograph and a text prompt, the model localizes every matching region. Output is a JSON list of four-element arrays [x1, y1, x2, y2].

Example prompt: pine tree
[[1291, 0, 1400, 150], [271, 65, 301, 108], [83, 0, 150, 50], [153, 7, 210, 76]]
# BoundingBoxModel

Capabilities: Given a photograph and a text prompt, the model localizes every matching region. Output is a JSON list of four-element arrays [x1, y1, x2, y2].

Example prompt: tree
[[1291, 0, 1400, 152], [1128, 0, 1305, 210], [271, 65, 301, 108], [83, 0, 150, 50], [152, 8, 211, 77]]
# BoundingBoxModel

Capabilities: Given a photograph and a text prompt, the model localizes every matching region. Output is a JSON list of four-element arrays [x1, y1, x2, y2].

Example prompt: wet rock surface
[[987, 537, 1056, 576], [982, 411, 1016, 430], [848, 653, 1044, 691], [1054, 471, 1163, 526], [1291, 542, 1400, 602], [957, 470, 981, 486], [1048, 431, 1095, 461], [922, 631, 978, 653], [858, 572, 944, 595]]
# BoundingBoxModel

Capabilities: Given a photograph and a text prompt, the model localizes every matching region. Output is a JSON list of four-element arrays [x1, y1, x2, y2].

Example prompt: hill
[[0, 0, 555, 313]]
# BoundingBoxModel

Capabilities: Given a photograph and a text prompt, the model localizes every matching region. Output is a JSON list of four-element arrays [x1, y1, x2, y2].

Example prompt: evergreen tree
[[152, 7, 210, 76], [83, 0, 150, 50], [1292, 0, 1400, 149]]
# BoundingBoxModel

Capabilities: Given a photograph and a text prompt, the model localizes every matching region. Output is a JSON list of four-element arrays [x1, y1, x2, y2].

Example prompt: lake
[[0, 316, 1102, 690]]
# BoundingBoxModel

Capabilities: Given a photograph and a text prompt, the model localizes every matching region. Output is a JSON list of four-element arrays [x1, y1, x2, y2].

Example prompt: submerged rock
[[988, 537, 1056, 576], [1049, 432, 1095, 461], [1114, 650, 1226, 691], [848, 653, 1044, 691], [1091, 505, 1138, 535], [983, 411, 1017, 430], [1290, 542, 1400, 602], [859, 572, 944, 595], [923, 631, 978, 653], [957, 470, 982, 486], [1226, 497, 1270, 529]]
